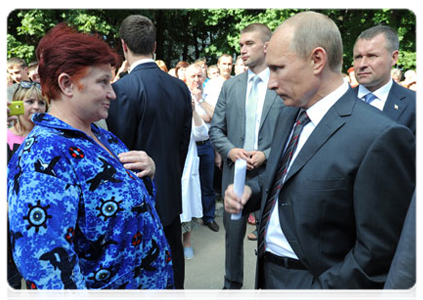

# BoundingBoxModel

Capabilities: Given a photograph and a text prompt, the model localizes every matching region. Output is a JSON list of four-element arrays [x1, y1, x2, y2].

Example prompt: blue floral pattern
[[7, 113, 174, 289]]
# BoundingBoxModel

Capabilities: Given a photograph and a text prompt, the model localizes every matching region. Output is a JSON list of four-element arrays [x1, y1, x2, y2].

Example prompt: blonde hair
[[155, 60, 168, 72], [13, 84, 49, 111]]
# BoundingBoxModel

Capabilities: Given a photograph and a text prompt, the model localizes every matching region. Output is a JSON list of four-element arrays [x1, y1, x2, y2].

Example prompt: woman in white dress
[[180, 97, 208, 259]]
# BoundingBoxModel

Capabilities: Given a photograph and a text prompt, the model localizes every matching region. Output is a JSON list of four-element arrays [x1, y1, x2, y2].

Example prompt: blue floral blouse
[[7, 113, 174, 289]]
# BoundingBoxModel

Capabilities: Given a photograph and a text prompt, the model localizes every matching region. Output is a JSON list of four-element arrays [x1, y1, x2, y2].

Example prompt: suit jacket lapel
[[260, 107, 299, 213], [284, 89, 355, 183], [383, 82, 408, 122], [259, 91, 278, 131], [236, 73, 248, 138]]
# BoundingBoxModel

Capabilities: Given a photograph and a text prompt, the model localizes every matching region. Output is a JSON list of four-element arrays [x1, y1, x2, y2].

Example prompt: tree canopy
[[7, 9, 416, 73]]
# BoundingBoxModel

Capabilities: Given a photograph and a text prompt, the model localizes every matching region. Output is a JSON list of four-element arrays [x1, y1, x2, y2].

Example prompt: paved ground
[[21, 203, 256, 300]]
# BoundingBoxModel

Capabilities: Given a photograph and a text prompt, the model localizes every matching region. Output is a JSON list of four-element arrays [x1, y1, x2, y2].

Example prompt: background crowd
[[6, 10, 416, 291]]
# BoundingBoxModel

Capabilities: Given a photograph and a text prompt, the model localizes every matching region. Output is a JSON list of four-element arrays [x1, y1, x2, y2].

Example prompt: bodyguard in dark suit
[[352, 25, 416, 135], [106, 15, 192, 289], [224, 11, 415, 289], [210, 23, 285, 289]]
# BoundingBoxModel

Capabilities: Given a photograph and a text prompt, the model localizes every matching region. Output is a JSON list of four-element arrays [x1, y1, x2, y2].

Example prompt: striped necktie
[[257, 110, 311, 258]]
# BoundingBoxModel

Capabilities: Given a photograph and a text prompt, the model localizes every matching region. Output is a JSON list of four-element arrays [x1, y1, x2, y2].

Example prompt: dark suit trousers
[[164, 217, 185, 289], [223, 210, 248, 288], [263, 260, 315, 289]]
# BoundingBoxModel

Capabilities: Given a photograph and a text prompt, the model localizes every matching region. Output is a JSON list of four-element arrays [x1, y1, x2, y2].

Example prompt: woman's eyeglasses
[[19, 81, 41, 90]]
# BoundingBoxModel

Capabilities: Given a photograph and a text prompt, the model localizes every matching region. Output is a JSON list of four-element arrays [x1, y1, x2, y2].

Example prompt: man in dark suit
[[210, 23, 285, 289], [224, 11, 415, 289], [352, 25, 415, 135], [384, 191, 415, 289], [106, 15, 192, 289]]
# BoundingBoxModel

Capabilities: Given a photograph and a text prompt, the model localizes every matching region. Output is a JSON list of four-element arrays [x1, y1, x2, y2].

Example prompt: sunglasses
[[19, 81, 41, 90]]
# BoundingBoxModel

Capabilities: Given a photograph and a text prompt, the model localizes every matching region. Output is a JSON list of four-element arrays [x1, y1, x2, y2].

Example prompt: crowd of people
[[6, 11, 415, 291]]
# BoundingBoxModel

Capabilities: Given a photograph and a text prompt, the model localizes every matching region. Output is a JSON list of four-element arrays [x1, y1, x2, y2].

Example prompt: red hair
[[36, 23, 119, 101]]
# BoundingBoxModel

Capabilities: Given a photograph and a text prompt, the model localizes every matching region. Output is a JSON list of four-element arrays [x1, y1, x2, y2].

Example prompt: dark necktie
[[257, 110, 311, 258]]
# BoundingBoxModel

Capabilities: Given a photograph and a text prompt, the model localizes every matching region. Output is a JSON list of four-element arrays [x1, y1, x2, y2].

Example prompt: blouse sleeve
[[8, 148, 86, 289]]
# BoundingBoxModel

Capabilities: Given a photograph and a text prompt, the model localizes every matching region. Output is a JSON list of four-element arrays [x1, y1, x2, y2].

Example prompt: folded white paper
[[231, 158, 247, 220]]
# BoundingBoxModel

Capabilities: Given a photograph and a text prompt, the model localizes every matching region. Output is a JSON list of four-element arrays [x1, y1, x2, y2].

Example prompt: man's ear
[[311, 47, 327, 75], [391, 50, 399, 67], [263, 41, 269, 54], [57, 73, 73, 97], [121, 39, 128, 53]]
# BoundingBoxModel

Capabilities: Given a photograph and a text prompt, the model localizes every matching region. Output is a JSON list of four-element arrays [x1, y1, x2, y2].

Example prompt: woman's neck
[[49, 103, 92, 136], [11, 120, 33, 137]]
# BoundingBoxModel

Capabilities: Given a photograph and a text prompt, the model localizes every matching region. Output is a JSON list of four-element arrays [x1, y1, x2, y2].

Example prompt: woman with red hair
[[7, 23, 174, 289]]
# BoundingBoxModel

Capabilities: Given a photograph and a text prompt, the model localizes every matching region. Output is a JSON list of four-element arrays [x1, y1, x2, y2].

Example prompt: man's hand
[[215, 151, 222, 170], [246, 151, 266, 169], [228, 148, 250, 163], [192, 87, 203, 102], [224, 184, 252, 214], [118, 151, 156, 179]]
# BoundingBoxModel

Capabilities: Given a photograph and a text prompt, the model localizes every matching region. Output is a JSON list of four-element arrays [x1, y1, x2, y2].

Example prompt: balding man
[[224, 11, 415, 289]]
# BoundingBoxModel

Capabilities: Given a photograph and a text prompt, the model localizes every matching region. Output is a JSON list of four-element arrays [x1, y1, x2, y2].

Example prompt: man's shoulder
[[390, 81, 416, 99], [7, 83, 19, 100], [114, 66, 188, 93], [219, 73, 246, 89]]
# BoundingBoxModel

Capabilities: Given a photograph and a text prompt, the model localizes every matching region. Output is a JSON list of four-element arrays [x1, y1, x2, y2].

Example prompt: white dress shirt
[[357, 79, 393, 111], [265, 81, 350, 259], [246, 68, 270, 150]]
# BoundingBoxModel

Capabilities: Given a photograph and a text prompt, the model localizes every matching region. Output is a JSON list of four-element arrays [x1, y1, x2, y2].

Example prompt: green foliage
[[7, 34, 35, 63], [398, 51, 416, 71], [7, 9, 416, 72]]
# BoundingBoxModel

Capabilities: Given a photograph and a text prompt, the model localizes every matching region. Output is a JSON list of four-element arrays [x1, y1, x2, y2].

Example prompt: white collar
[[357, 79, 393, 102], [306, 81, 350, 127], [129, 58, 155, 73], [247, 68, 270, 85]]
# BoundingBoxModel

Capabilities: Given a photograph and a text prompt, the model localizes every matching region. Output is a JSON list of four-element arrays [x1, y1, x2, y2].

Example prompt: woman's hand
[[118, 151, 156, 179], [7, 101, 18, 127]]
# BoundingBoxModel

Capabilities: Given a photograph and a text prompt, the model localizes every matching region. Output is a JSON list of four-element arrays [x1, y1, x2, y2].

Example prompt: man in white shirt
[[210, 23, 285, 289], [224, 11, 415, 289]]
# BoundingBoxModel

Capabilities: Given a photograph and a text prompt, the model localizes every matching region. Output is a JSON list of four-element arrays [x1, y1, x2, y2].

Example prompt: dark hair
[[36, 23, 119, 101], [119, 15, 156, 55], [355, 25, 399, 53]]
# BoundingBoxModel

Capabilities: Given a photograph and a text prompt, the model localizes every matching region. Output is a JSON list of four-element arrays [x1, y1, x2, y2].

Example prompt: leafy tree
[[7, 9, 416, 73]]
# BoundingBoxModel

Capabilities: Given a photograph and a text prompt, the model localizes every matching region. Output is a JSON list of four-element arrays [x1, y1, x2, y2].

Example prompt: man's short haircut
[[217, 53, 233, 65], [355, 25, 399, 53], [195, 57, 207, 66], [186, 63, 203, 75], [119, 15, 156, 56], [281, 11, 343, 73], [28, 61, 38, 72], [7, 57, 27, 69], [241, 23, 272, 43]]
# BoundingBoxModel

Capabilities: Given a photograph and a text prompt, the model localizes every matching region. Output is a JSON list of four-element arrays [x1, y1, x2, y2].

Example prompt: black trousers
[[263, 260, 316, 289], [163, 217, 185, 289]]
